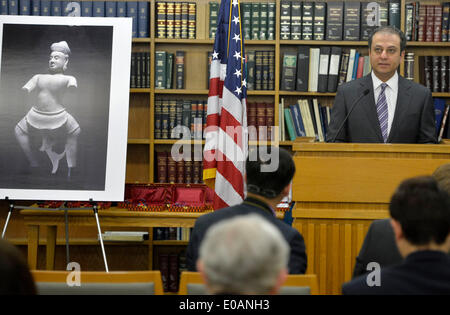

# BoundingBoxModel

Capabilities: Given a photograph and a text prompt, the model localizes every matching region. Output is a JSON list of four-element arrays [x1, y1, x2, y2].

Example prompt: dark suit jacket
[[353, 219, 403, 278], [186, 197, 307, 274], [327, 74, 437, 143], [343, 250, 450, 295]]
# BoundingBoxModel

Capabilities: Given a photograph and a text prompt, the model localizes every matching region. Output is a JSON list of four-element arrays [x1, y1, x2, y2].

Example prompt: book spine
[[338, 49, 350, 86], [51, 0, 61, 16], [40, 0, 49, 15], [182, 100, 191, 136], [326, 1, 343, 40], [281, 52, 297, 91], [255, 51, 263, 90], [181, 2, 188, 39], [154, 99, 162, 139], [169, 100, 177, 139], [441, 56, 449, 92], [190, 101, 197, 139], [247, 102, 257, 141], [19, 0, 30, 15], [443, 3, 450, 42], [317, 46, 330, 93], [116, 1, 125, 17], [1, 0, 8, 14], [167, 154, 176, 183], [268, 51, 275, 90], [127, 1, 138, 38], [176, 160, 185, 183], [92, 0, 104, 17], [262, 51, 269, 90], [327, 46, 342, 92], [259, 3, 268, 40], [174, 2, 181, 39], [157, 152, 168, 183], [175, 51, 185, 89], [156, 1, 167, 38], [313, 2, 326, 40], [256, 103, 267, 141], [247, 50, 255, 90], [105, 1, 116, 17], [251, 2, 260, 40], [284, 108, 297, 140], [136, 52, 142, 88], [405, 3, 414, 41], [166, 52, 174, 89], [432, 56, 440, 92], [161, 100, 169, 139], [404, 52, 415, 81], [388, 0, 401, 30], [166, 1, 174, 39], [266, 103, 274, 141], [302, 2, 314, 41], [81, 0, 92, 16], [242, 3, 252, 40], [209, 1, 219, 39], [280, 0, 291, 40], [296, 46, 309, 92], [434, 4, 442, 42], [425, 5, 434, 42], [185, 158, 192, 184], [267, 2, 276, 40], [155, 51, 166, 89], [188, 2, 196, 39], [138, 1, 149, 38], [343, 1, 360, 41], [159, 253, 169, 292], [290, 1, 302, 40], [31, 0, 39, 15], [418, 4, 427, 41]]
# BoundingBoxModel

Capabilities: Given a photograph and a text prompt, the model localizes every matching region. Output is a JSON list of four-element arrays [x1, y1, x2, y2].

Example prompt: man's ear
[[390, 219, 403, 241], [281, 182, 291, 198], [196, 260, 209, 286]]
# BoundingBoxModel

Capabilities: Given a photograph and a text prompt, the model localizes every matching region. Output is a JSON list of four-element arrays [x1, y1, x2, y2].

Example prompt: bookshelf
[[126, 0, 450, 184]]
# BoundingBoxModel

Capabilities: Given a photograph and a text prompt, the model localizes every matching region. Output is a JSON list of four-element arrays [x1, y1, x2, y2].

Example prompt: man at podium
[[327, 26, 437, 144]]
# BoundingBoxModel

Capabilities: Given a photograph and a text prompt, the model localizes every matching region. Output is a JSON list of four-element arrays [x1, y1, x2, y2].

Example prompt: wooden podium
[[291, 142, 450, 295]]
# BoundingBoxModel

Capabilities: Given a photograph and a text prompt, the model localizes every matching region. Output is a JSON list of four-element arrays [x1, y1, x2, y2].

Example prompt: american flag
[[203, 0, 248, 210]]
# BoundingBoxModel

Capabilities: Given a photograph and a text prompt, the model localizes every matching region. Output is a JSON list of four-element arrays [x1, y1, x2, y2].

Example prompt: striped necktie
[[376, 83, 388, 143]]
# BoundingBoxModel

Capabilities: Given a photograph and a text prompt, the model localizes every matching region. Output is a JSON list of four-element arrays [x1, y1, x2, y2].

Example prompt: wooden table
[[21, 208, 210, 270], [21, 208, 286, 270]]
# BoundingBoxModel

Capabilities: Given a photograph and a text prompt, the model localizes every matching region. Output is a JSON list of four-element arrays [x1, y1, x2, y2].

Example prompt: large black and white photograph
[[0, 16, 131, 201]]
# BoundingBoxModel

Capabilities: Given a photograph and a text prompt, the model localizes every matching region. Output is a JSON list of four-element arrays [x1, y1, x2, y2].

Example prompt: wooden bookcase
[[126, 0, 450, 184]]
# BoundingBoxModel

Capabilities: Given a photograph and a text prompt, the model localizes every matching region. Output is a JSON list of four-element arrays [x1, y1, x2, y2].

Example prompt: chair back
[[178, 271, 319, 295], [31, 270, 164, 295]]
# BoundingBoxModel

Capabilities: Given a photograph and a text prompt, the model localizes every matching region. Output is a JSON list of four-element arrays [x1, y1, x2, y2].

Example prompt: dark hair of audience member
[[389, 176, 450, 246], [0, 239, 36, 294]]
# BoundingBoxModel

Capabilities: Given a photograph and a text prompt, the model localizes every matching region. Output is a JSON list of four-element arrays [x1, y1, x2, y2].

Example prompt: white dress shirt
[[371, 71, 398, 137]]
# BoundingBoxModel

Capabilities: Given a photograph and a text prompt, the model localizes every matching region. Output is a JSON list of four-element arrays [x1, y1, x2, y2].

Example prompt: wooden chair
[[31, 270, 164, 295], [178, 271, 319, 295]]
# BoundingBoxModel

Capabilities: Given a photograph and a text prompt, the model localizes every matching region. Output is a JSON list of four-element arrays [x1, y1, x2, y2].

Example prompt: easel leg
[[93, 207, 109, 272], [27, 225, 39, 270], [1, 203, 14, 239], [46, 226, 57, 270]]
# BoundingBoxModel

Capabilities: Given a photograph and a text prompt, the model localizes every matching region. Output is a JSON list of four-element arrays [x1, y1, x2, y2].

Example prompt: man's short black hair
[[246, 146, 295, 198], [368, 25, 407, 53], [389, 176, 450, 245]]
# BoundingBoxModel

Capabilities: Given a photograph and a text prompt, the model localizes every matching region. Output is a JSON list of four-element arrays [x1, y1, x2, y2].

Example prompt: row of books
[[419, 55, 450, 93], [156, 1, 196, 39], [246, 50, 275, 91], [281, 47, 371, 93], [280, 98, 330, 142], [247, 102, 274, 141], [207, 50, 276, 91], [155, 50, 185, 90], [0, 0, 149, 38], [405, 3, 450, 42], [130, 52, 150, 89], [154, 227, 192, 241], [434, 99, 450, 142], [159, 252, 187, 292], [156, 151, 204, 185], [209, 1, 276, 40], [280, 1, 400, 41], [154, 99, 207, 140]]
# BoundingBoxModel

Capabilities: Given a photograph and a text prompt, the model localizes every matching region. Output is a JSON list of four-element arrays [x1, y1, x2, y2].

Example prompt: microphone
[[330, 89, 370, 143]]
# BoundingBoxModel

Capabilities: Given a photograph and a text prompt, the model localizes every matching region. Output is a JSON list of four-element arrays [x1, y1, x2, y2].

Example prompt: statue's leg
[[66, 128, 80, 178], [15, 124, 39, 167]]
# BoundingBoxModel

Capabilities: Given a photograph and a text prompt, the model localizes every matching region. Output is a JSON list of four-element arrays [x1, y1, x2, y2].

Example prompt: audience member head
[[197, 214, 289, 295], [389, 176, 450, 257], [432, 163, 450, 194], [246, 146, 295, 203], [0, 239, 36, 294]]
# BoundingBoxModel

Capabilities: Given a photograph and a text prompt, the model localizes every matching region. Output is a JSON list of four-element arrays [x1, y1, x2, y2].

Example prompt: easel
[[1, 197, 109, 272]]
